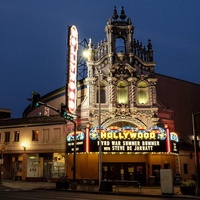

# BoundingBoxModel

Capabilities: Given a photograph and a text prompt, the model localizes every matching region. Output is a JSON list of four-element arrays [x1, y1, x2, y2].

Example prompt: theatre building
[[64, 7, 179, 185], [0, 7, 199, 185]]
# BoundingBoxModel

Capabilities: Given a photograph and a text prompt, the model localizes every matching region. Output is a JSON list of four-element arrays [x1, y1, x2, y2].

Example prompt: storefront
[[66, 124, 179, 185], [11, 152, 65, 182]]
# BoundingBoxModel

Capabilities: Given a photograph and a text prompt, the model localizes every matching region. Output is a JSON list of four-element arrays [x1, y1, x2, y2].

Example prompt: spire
[[120, 6, 126, 20], [112, 6, 118, 20], [147, 39, 152, 50], [147, 39, 153, 62]]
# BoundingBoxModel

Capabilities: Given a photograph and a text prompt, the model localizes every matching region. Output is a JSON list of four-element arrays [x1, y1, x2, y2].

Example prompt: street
[[0, 190, 195, 200]]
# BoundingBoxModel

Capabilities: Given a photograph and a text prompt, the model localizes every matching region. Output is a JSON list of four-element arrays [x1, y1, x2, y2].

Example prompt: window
[[53, 128, 61, 141], [183, 164, 188, 174], [14, 131, 20, 142], [137, 81, 149, 104], [97, 82, 106, 103], [115, 37, 125, 53], [32, 130, 39, 141], [4, 132, 10, 142], [43, 129, 49, 141], [117, 81, 128, 104]]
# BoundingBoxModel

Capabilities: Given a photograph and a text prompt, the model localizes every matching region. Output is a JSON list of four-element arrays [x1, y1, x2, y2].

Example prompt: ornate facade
[[81, 6, 158, 130]]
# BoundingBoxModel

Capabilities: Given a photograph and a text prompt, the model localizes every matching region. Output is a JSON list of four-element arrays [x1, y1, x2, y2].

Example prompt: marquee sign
[[66, 131, 85, 153], [89, 126, 178, 153], [66, 125, 179, 154], [66, 25, 78, 114]]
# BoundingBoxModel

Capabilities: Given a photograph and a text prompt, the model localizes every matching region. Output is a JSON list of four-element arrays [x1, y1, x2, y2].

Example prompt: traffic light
[[61, 104, 67, 117], [31, 92, 40, 108], [60, 104, 74, 122]]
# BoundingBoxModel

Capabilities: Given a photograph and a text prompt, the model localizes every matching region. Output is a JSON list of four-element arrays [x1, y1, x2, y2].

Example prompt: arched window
[[117, 81, 128, 104], [115, 37, 125, 53], [137, 81, 149, 104], [97, 82, 106, 103]]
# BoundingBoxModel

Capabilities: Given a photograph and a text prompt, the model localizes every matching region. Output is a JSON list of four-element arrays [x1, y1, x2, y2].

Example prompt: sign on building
[[66, 25, 78, 114], [89, 126, 179, 154]]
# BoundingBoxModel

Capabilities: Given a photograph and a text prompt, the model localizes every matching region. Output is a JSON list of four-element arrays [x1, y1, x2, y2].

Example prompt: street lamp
[[83, 43, 103, 187], [21, 143, 26, 151], [97, 68, 102, 188], [192, 112, 200, 195], [83, 39, 103, 187]]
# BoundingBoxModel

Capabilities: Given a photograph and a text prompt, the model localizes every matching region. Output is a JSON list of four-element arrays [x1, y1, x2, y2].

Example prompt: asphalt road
[[0, 190, 194, 200]]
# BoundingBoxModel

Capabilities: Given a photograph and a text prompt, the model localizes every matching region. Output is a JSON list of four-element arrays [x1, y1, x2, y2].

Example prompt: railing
[[113, 180, 141, 193], [99, 180, 141, 193]]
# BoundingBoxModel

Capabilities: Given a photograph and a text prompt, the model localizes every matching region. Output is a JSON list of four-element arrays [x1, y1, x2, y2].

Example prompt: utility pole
[[192, 112, 200, 195]]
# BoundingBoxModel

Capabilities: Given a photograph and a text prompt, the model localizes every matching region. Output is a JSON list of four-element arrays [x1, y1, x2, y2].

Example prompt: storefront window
[[52, 153, 65, 178], [27, 154, 41, 178], [102, 163, 146, 185], [12, 157, 23, 181]]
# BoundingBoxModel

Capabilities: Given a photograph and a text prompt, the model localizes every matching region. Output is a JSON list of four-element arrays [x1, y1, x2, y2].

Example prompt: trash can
[[99, 181, 113, 192], [56, 177, 70, 189]]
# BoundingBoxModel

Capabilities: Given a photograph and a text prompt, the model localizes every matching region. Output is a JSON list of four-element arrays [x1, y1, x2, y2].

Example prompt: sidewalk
[[0, 179, 55, 191], [1, 179, 200, 199]]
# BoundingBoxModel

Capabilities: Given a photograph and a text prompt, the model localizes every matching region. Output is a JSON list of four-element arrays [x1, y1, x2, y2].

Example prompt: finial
[[88, 38, 92, 48], [112, 6, 118, 20], [120, 6, 126, 20], [148, 39, 152, 50]]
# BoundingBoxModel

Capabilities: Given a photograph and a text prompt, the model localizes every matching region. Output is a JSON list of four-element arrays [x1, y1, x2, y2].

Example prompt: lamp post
[[83, 44, 102, 187], [98, 69, 102, 188], [0, 150, 2, 185], [192, 112, 200, 195], [72, 121, 77, 185]]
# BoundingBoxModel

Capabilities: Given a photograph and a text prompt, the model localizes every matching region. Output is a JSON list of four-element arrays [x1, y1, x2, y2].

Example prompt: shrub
[[181, 180, 196, 187]]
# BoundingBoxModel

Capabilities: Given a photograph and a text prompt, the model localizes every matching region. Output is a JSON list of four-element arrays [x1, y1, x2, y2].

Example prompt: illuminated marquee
[[89, 126, 179, 153], [66, 131, 85, 153], [67, 25, 78, 114]]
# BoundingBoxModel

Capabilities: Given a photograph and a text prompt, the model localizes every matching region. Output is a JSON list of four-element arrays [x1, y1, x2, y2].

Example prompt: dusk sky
[[1, 0, 200, 118]]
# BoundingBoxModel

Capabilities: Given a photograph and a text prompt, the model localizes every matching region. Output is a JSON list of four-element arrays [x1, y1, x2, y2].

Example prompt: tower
[[83, 6, 158, 128]]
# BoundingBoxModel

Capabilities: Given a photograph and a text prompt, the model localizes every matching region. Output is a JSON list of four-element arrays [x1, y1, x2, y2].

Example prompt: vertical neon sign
[[86, 124, 90, 153], [67, 25, 78, 114], [166, 128, 171, 153]]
